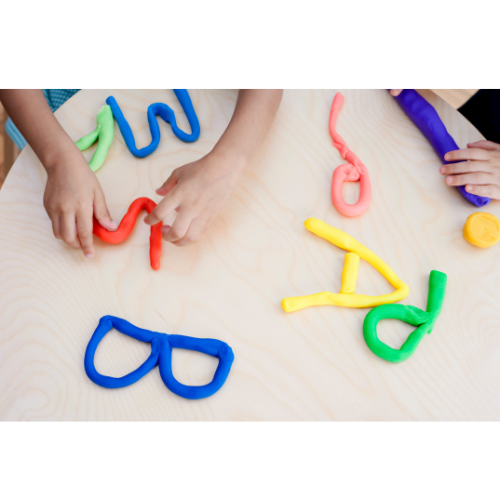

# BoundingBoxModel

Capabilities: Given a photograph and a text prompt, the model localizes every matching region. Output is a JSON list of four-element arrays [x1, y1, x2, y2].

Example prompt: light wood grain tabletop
[[0, 90, 499, 421]]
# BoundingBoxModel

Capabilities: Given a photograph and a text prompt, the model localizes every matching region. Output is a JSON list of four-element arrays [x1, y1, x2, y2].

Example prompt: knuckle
[[45, 201, 58, 214], [79, 230, 93, 240], [62, 233, 74, 244], [64, 237, 78, 248], [156, 209, 168, 221], [95, 207, 110, 218], [60, 204, 73, 213], [169, 228, 181, 239]]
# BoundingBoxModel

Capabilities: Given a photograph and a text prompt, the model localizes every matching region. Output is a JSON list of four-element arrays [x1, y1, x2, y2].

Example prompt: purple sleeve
[[393, 89, 490, 207]]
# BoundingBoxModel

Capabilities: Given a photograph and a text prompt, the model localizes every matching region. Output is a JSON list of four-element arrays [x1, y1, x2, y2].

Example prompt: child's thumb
[[94, 190, 118, 231]]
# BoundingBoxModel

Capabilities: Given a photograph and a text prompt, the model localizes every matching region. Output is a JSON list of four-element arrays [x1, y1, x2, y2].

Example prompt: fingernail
[[440, 166, 445, 174], [85, 252, 94, 258], [444, 153, 450, 160], [110, 221, 118, 230], [446, 177, 452, 185], [466, 185, 472, 192]]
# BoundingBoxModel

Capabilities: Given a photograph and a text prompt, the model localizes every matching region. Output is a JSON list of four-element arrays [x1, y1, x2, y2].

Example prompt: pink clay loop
[[329, 93, 372, 217]]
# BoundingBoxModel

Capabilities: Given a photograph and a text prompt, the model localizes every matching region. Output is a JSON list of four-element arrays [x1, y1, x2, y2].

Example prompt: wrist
[[208, 146, 248, 175], [42, 142, 84, 174]]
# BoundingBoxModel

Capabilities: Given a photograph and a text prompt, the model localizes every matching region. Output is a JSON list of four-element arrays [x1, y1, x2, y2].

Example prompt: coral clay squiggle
[[92, 197, 163, 270], [329, 93, 372, 217]]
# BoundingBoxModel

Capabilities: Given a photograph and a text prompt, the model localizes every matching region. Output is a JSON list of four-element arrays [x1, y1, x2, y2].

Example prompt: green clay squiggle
[[363, 270, 447, 363], [75, 104, 114, 172]]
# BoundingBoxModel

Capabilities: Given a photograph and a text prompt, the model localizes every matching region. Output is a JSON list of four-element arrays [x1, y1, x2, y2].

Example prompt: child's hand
[[390, 90, 403, 96], [144, 152, 246, 246], [440, 141, 500, 199], [143, 89, 282, 245], [43, 152, 117, 257]]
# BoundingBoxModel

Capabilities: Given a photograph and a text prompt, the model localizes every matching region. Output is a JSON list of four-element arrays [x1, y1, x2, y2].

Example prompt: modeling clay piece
[[281, 218, 409, 312], [463, 212, 500, 248], [329, 93, 372, 216], [393, 89, 490, 207], [85, 316, 234, 400], [107, 90, 200, 158], [75, 105, 115, 172], [363, 270, 447, 362], [92, 197, 162, 270]]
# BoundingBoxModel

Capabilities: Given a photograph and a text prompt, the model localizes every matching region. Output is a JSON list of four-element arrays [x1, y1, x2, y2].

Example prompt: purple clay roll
[[393, 89, 490, 207]]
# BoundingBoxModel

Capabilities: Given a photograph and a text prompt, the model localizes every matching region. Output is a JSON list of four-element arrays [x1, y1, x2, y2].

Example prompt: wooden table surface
[[1, 90, 499, 421]]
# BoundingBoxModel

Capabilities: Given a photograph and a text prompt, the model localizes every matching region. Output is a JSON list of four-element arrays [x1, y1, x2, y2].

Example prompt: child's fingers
[[171, 217, 205, 247], [440, 160, 491, 176], [445, 148, 491, 162], [161, 210, 193, 243], [94, 189, 118, 231], [446, 172, 495, 187], [156, 169, 181, 196], [60, 213, 81, 249], [465, 184, 500, 199], [390, 89, 403, 96], [144, 194, 180, 226], [467, 140, 500, 152], [76, 208, 94, 258]]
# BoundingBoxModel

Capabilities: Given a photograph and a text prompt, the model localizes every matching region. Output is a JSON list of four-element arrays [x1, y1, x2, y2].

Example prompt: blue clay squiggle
[[393, 89, 490, 208], [107, 89, 200, 158], [85, 316, 234, 400]]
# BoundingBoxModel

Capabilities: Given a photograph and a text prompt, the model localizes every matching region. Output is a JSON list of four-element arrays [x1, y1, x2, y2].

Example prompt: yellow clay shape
[[281, 218, 409, 312], [340, 253, 359, 294]]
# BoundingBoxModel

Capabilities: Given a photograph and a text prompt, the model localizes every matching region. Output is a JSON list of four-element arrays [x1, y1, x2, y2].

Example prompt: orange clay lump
[[92, 197, 163, 270], [463, 212, 500, 248]]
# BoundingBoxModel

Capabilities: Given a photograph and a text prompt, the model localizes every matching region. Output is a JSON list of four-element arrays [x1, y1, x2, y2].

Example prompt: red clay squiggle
[[92, 197, 163, 270]]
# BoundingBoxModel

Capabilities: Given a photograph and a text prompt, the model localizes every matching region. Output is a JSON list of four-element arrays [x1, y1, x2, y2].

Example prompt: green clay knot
[[363, 270, 447, 363]]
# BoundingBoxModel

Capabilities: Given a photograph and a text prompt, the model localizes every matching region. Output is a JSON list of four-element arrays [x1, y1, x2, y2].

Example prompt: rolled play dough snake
[[393, 89, 490, 208], [107, 89, 200, 158], [75, 104, 114, 172], [329, 93, 372, 217], [92, 197, 163, 270]]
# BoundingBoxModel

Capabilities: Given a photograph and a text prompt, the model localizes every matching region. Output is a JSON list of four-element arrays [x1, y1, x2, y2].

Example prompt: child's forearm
[[0, 89, 79, 170], [211, 89, 283, 167]]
